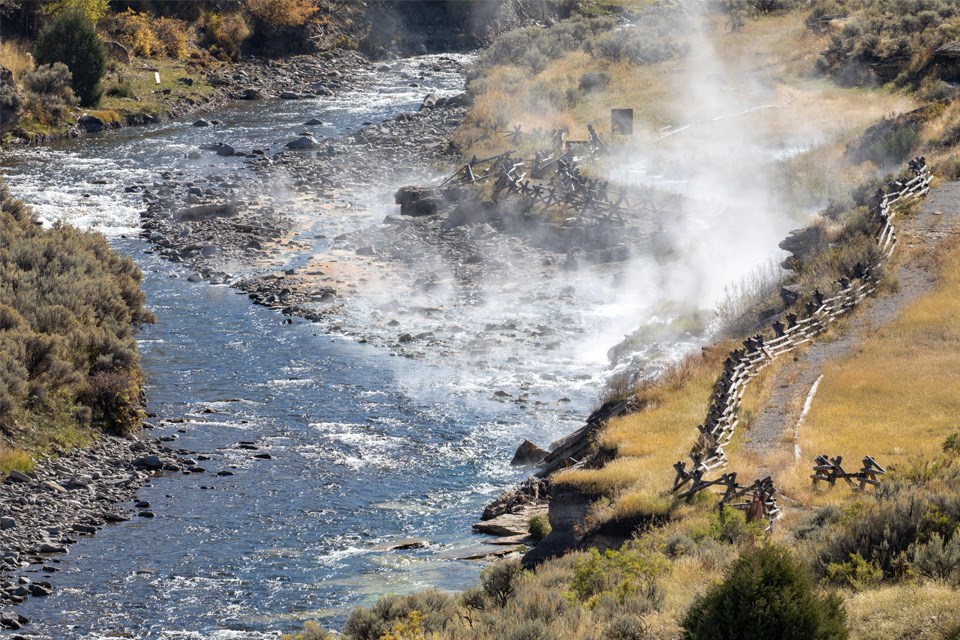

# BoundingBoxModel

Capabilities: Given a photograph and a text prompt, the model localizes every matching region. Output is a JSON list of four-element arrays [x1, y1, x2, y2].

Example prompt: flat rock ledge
[[472, 502, 548, 537], [0, 435, 180, 613]]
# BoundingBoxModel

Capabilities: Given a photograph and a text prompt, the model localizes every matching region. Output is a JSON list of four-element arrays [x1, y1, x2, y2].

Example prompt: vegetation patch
[[0, 178, 153, 470]]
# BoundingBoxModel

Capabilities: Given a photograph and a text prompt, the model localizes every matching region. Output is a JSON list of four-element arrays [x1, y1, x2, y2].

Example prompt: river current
[[0, 54, 680, 638]]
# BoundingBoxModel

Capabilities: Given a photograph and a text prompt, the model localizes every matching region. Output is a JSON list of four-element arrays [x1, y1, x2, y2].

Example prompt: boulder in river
[[510, 440, 549, 466], [303, 118, 323, 126], [193, 119, 211, 127], [420, 93, 438, 110], [175, 203, 239, 222], [280, 91, 300, 100], [286, 135, 321, 151], [77, 114, 104, 133], [199, 142, 236, 157]]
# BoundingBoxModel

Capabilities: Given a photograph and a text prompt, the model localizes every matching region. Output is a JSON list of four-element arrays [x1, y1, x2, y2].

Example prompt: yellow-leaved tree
[[43, 0, 109, 22]]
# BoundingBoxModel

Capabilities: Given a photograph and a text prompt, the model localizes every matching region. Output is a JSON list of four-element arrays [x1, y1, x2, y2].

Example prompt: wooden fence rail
[[438, 124, 678, 221], [670, 157, 932, 525], [811, 454, 885, 489]]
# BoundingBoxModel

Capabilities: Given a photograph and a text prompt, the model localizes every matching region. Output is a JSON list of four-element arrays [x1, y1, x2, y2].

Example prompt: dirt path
[[741, 180, 960, 478]]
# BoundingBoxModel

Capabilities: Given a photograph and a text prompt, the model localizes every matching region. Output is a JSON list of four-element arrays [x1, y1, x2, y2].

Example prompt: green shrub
[[529, 514, 552, 540], [341, 590, 455, 640], [570, 546, 667, 608], [911, 533, 960, 583], [21, 62, 78, 124], [105, 81, 134, 99], [825, 552, 884, 590], [682, 545, 848, 640], [482, 559, 524, 607], [0, 178, 153, 439], [863, 126, 921, 167], [578, 69, 610, 94], [280, 621, 332, 640], [33, 9, 106, 107], [944, 432, 960, 455]]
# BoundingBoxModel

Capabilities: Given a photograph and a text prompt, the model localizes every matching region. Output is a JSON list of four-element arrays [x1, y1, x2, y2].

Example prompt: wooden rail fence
[[811, 455, 885, 489], [438, 125, 677, 221], [670, 157, 932, 525]]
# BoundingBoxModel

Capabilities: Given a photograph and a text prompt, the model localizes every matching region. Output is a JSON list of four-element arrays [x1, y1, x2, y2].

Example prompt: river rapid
[[0, 54, 709, 638]]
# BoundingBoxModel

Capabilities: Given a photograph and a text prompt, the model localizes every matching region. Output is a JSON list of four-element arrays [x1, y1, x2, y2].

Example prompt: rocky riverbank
[[2, 48, 372, 146], [0, 434, 182, 630]]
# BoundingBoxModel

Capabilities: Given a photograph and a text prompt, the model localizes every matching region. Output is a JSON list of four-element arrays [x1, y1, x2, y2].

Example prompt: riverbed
[[0, 53, 673, 638]]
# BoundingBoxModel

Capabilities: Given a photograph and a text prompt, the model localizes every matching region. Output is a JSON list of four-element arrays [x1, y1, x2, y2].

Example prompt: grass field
[[781, 236, 960, 505]]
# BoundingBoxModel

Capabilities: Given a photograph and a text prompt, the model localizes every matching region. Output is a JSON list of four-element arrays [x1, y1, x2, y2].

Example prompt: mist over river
[[0, 54, 707, 638]]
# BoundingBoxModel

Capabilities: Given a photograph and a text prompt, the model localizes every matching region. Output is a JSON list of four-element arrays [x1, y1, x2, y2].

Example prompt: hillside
[[307, 1, 960, 639]]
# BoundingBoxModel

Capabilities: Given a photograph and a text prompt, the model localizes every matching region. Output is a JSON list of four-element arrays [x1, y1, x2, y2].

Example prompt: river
[[0, 54, 689, 638]]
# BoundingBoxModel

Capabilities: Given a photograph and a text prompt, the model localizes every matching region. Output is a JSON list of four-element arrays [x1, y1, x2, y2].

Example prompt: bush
[[579, 69, 610, 94], [280, 621, 332, 640], [944, 432, 960, 455], [42, 0, 109, 22], [341, 590, 456, 640], [33, 9, 106, 107], [0, 178, 153, 439], [683, 546, 848, 640], [20, 63, 78, 127], [105, 81, 134, 99], [245, 0, 317, 30], [203, 12, 251, 60], [107, 9, 159, 57], [529, 514, 552, 540], [911, 533, 960, 583], [810, 466, 960, 580], [482, 559, 524, 607], [153, 18, 191, 59], [570, 546, 667, 608], [825, 553, 884, 590]]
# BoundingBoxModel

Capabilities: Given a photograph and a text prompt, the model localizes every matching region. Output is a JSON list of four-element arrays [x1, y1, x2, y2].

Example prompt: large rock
[[395, 185, 442, 217], [285, 135, 321, 151], [0, 65, 23, 136], [473, 503, 547, 537], [199, 142, 236, 157], [510, 440, 549, 466], [175, 203, 239, 222], [4, 469, 32, 483], [444, 200, 497, 228], [77, 114, 105, 133], [133, 455, 163, 470]]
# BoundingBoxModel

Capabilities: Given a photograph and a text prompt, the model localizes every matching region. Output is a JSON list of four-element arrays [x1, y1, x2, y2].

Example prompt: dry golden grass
[[782, 238, 960, 505], [844, 583, 960, 640], [0, 40, 34, 80], [0, 446, 35, 476], [556, 350, 727, 519]]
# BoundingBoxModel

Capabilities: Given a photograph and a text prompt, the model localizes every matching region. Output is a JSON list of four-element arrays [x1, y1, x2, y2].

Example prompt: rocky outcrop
[[511, 440, 549, 466], [0, 65, 23, 136], [521, 485, 594, 566]]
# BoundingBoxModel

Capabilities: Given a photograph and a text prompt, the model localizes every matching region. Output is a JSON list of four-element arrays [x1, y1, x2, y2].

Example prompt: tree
[[682, 545, 848, 640], [42, 0, 109, 23], [33, 9, 106, 107]]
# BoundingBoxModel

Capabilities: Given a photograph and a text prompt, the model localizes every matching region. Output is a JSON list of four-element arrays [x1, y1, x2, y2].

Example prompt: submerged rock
[[286, 135, 321, 151]]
